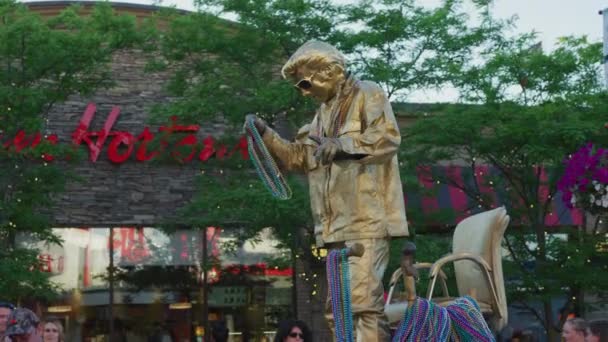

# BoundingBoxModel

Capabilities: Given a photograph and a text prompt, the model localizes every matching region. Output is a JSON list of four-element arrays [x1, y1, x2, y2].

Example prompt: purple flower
[[558, 143, 608, 211], [594, 168, 608, 183]]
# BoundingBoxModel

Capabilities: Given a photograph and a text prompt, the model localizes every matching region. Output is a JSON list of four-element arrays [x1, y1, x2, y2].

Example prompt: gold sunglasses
[[294, 72, 317, 90]]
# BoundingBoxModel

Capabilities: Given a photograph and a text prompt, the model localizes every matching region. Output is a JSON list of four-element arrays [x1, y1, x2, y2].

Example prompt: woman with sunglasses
[[273, 320, 311, 342], [40, 319, 64, 342]]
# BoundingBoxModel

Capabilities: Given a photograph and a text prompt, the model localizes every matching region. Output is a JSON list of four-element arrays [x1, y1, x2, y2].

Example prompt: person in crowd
[[148, 322, 172, 342], [563, 318, 589, 342], [273, 320, 311, 342], [0, 302, 15, 342], [40, 319, 63, 342], [125, 323, 146, 342], [210, 320, 229, 342], [586, 319, 608, 342], [509, 329, 536, 342], [5, 308, 42, 342], [111, 319, 128, 342]]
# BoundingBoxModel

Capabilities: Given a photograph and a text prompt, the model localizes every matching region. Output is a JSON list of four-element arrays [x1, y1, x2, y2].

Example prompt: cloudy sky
[[489, 0, 605, 50]]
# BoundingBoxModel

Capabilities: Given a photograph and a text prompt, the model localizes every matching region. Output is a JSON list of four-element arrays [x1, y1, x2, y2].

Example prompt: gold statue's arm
[[261, 125, 314, 172], [337, 86, 401, 164]]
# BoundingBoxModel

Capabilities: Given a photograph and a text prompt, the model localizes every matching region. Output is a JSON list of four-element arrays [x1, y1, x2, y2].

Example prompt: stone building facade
[[46, 48, 203, 226]]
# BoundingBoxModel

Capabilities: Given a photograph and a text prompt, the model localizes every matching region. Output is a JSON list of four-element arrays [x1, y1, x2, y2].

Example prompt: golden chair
[[384, 206, 510, 333]]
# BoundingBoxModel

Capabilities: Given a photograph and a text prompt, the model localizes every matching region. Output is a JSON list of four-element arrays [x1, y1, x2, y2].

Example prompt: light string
[[245, 116, 292, 200]]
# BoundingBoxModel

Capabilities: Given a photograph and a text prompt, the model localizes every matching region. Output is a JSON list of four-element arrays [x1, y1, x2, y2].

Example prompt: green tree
[[146, 0, 332, 127], [146, 4, 348, 324], [150, 0, 510, 246], [0, 0, 140, 302], [144, 3, 514, 340], [338, 0, 506, 100], [401, 34, 608, 339]]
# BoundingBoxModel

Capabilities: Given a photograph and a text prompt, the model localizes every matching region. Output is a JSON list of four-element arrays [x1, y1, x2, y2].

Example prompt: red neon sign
[[111, 227, 151, 264], [38, 253, 64, 274], [2, 103, 249, 164]]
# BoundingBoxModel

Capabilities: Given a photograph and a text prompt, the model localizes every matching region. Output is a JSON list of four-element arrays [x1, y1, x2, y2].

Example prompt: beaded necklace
[[326, 248, 354, 342], [445, 296, 495, 342], [245, 116, 292, 200], [391, 295, 495, 342]]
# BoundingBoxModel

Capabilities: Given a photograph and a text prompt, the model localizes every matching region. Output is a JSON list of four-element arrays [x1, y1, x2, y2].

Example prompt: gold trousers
[[325, 238, 391, 342]]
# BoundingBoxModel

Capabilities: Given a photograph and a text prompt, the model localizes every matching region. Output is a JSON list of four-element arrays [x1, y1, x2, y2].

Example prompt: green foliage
[[172, 163, 312, 246], [339, 0, 507, 99], [112, 265, 200, 293], [143, 0, 606, 336], [401, 33, 608, 336], [454, 34, 604, 105], [0, 248, 60, 302], [0, 0, 140, 302], [148, 0, 347, 128], [149, 0, 513, 238], [0, 1, 140, 131], [145, 0, 331, 253], [385, 235, 457, 296]]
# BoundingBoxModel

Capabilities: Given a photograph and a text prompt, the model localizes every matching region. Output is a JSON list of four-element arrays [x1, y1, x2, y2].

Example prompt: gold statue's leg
[[347, 238, 391, 342]]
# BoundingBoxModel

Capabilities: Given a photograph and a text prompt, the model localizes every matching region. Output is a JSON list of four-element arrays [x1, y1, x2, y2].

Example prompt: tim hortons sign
[[1, 103, 249, 164]]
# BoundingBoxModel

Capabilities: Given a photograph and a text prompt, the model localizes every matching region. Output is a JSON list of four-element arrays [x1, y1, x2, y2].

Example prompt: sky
[[490, 0, 605, 50], [130, 0, 607, 50]]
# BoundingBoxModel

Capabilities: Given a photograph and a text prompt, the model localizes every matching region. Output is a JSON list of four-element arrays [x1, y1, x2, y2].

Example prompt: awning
[[404, 165, 583, 227]]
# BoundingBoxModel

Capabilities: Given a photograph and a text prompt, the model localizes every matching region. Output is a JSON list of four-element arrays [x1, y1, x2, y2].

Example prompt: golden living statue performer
[[246, 40, 409, 341]]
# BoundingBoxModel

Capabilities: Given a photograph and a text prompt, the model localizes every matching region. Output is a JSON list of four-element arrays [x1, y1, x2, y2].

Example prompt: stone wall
[[46, 49, 234, 226]]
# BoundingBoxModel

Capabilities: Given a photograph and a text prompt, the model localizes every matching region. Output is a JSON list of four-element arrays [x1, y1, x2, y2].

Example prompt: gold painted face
[[293, 64, 343, 103]]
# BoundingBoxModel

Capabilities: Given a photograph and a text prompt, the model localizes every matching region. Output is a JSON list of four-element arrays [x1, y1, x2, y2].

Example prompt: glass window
[[17, 227, 293, 342]]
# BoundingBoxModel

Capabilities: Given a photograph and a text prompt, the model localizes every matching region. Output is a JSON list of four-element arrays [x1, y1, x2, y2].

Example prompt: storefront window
[[17, 227, 293, 342]]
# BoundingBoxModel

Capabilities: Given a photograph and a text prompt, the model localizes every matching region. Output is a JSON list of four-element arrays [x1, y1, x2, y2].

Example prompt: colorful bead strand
[[245, 116, 292, 200], [327, 250, 345, 341], [392, 296, 495, 342], [326, 249, 354, 342], [341, 249, 354, 342]]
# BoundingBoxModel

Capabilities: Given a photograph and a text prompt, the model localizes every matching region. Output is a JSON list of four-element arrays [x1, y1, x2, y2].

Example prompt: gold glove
[[244, 114, 266, 135], [310, 135, 343, 165]]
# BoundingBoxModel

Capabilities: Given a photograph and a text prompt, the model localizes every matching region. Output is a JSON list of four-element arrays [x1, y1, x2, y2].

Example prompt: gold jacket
[[263, 76, 409, 246]]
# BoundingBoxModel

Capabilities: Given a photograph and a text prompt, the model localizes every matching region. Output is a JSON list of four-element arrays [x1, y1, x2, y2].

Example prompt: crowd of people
[[509, 317, 608, 342], [0, 302, 64, 342], [1, 299, 606, 342], [0, 300, 311, 342], [561, 317, 608, 342], [0, 300, 305, 342]]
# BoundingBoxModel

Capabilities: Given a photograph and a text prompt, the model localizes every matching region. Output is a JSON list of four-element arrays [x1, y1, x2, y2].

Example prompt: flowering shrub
[[557, 143, 608, 214]]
